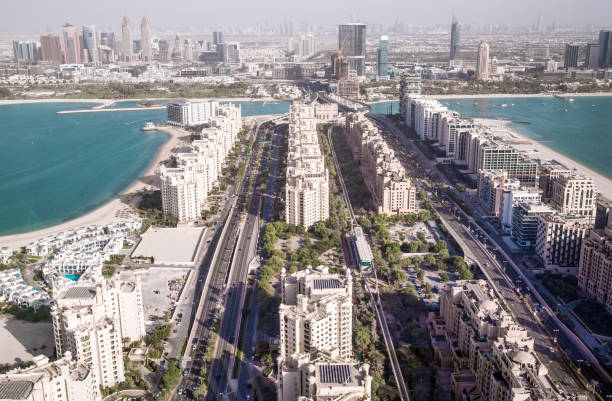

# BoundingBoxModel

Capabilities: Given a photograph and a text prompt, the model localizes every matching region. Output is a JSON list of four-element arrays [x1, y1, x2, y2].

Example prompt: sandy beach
[[475, 118, 612, 201], [0, 125, 187, 249], [431, 92, 612, 99]]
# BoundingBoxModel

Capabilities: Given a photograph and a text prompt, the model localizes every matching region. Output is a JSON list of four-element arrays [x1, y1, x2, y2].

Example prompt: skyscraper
[[12, 41, 39, 63], [338, 23, 366, 76], [40, 35, 62, 65], [121, 17, 133, 62], [82, 25, 98, 63], [61, 24, 81, 64], [450, 14, 461, 62], [599, 30, 612, 69], [564, 43, 580, 69], [475, 40, 490, 81], [158, 39, 170, 62], [377, 35, 389, 78], [585, 43, 600, 70], [536, 15, 543, 33], [213, 31, 224, 45], [141, 17, 152, 63]]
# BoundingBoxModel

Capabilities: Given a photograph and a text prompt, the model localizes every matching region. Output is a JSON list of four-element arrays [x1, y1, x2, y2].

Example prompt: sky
[[2, 0, 612, 33]]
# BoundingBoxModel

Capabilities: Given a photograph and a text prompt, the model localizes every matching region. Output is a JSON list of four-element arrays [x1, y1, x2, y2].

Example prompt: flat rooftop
[[132, 227, 205, 266]]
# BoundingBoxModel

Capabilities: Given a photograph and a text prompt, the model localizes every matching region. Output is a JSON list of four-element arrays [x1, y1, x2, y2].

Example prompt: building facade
[[536, 214, 591, 274], [40, 35, 62, 65], [141, 17, 152, 63], [475, 40, 490, 81], [121, 17, 133, 62], [578, 223, 612, 312], [377, 36, 389, 78], [338, 23, 366, 76], [549, 173, 596, 219]]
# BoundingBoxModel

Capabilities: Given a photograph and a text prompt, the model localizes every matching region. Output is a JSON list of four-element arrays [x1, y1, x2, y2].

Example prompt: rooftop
[[0, 380, 33, 399]]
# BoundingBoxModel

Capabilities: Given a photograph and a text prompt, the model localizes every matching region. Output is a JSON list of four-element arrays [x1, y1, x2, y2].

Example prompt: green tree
[[355, 326, 371, 351]]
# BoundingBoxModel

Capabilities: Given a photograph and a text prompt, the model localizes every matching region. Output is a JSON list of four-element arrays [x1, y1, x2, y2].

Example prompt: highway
[[367, 113, 599, 398], [171, 118, 273, 401]]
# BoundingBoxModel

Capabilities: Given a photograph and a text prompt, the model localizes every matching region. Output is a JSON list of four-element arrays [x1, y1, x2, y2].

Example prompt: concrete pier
[[57, 106, 165, 114]]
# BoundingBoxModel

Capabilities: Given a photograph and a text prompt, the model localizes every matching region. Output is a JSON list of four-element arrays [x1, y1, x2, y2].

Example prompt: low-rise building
[[0, 268, 50, 308], [436, 280, 556, 401], [346, 113, 417, 215]]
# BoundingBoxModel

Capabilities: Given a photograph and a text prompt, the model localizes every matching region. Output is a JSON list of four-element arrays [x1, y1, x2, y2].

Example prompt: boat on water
[[568, 98, 575, 102], [501, 103, 508, 108], [141, 122, 157, 131]]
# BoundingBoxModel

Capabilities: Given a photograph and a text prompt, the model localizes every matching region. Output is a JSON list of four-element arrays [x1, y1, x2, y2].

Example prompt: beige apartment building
[[550, 173, 597, 219], [285, 103, 330, 229], [278, 266, 371, 401], [346, 113, 417, 215], [578, 224, 612, 312], [430, 280, 556, 401], [160, 165, 202, 222], [0, 353, 99, 401], [536, 214, 591, 275]]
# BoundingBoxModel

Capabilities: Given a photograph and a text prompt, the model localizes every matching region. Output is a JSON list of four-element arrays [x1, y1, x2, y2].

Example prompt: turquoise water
[[0, 100, 290, 236], [64, 274, 79, 281], [370, 97, 612, 180], [105, 100, 291, 115]]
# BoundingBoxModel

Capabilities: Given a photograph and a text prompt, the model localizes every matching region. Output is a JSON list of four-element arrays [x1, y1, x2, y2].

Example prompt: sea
[[0, 100, 290, 236], [369, 96, 612, 180]]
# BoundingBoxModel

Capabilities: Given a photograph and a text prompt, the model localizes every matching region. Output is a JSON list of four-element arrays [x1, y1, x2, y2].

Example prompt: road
[[171, 118, 273, 400], [368, 113, 600, 398]]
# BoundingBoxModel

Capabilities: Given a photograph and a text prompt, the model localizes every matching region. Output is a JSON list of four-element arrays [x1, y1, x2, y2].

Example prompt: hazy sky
[[3, 0, 611, 33]]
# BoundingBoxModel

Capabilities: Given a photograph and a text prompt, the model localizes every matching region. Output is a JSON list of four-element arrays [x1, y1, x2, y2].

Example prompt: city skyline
[[2, 0, 612, 33]]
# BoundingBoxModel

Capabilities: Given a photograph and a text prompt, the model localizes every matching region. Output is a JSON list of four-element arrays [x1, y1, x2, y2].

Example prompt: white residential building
[[550, 173, 597, 220], [278, 266, 371, 401], [0, 247, 12, 264], [0, 353, 100, 401], [160, 166, 202, 222], [51, 274, 145, 388], [167, 100, 219, 127], [285, 102, 330, 229], [0, 268, 50, 308]]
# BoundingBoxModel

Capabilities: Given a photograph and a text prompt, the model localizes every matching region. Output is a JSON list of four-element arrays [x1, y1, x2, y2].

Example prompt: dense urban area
[[0, 10, 611, 401]]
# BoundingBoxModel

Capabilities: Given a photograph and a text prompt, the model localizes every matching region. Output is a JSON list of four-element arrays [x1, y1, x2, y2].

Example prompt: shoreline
[[475, 118, 612, 201], [431, 92, 612, 99], [0, 97, 277, 107], [0, 125, 186, 249]]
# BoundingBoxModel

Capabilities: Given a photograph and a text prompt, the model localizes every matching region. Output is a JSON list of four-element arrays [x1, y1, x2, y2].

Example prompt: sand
[[0, 97, 275, 107], [0, 316, 55, 364], [0, 125, 186, 249], [475, 118, 612, 201]]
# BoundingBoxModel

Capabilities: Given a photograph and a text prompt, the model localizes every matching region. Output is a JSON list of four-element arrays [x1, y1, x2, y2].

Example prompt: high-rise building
[[564, 43, 580, 69], [40, 35, 62, 65], [450, 14, 461, 61], [121, 17, 133, 62], [61, 23, 81, 64], [475, 40, 490, 81], [141, 17, 152, 63], [12, 40, 39, 63], [578, 224, 612, 312], [585, 43, 601, 69], [550, 173, 596, 219], [213, 31, 224, 45], [595, 200, 612, 230], [377, 35, 389, 78], [536, 214, 591, 274], [51, 274, 147, 388], [158, 39, 170, 62], [0, 353, 99, 401], [99, 32, 115, 47], [599, 30, 612, 69], [512, 202, 555, 250], [299, 34, 315, 58], [338, 23, 366, 76], [536, 15, 543, 33], [82, 26, 98, 63]]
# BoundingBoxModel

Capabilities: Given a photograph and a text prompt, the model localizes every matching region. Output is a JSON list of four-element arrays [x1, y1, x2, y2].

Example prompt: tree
[[417, 232, 426, 242], [433, 240, 447, 253], [354, 326, 371, 351], [383, 242, 402, 264], [424, 254, 436, 266], [409, 241, 419, 253], [440, 272, 450, 282]]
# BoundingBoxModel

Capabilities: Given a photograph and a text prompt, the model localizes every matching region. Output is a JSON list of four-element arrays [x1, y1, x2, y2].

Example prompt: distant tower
[[599, 30, 612, 69], [536, 15, 543, 33], [61, 23, 81, 64], [450, 14, 461, 62], [213, 31, 224, 45], [377, 35, 389, 78], [564, 43, 580, 69], [82, 25, 98, 63], [121, 17, 133, 62], [338, 23, 366, 76], [475, 40, 490, 81], [141, 17, 152, 63]]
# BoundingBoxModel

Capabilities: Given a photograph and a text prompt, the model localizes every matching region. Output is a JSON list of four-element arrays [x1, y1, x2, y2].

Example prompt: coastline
[[0, 97, 277, 107], [475, 118, 612, 201], [0, 125, 186, 249], [431, 92, 612, 99]]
